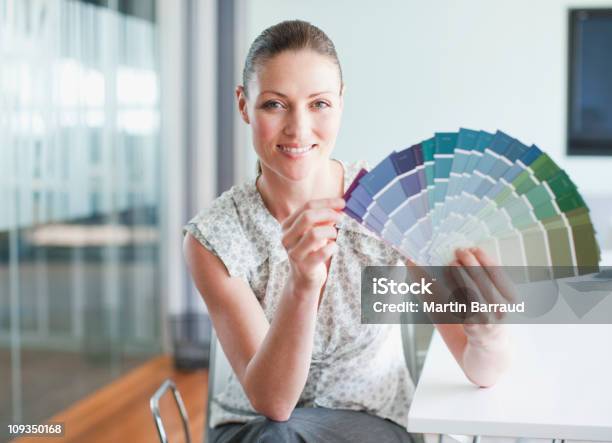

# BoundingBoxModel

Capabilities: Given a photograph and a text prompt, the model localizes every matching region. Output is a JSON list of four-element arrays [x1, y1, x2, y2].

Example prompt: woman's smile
[[276, 143, 318, 158]]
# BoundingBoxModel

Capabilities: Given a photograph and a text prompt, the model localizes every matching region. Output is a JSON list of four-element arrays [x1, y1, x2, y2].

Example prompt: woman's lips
[[276, 144, 317, 158]]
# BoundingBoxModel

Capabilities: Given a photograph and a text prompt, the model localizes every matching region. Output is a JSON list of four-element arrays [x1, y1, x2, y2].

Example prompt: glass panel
[[0, 0, 162, 437]]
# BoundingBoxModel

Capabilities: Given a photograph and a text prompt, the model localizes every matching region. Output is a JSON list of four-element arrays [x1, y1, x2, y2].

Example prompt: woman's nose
[[283, 108, 311, 139]]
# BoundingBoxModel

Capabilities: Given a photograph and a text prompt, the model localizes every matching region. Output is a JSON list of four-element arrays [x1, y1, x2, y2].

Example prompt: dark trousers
[[208, 407, 415, 443]]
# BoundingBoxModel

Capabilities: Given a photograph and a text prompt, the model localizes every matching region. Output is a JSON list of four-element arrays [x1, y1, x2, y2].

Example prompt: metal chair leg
[[150, 379, 192, 443]]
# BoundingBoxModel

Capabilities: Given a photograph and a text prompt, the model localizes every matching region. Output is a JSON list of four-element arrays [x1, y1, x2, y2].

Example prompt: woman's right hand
[[281, 198, 345, 291]]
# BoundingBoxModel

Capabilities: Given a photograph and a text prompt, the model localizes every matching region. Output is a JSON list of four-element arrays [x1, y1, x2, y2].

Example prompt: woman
[[183, 20, 512, 443]]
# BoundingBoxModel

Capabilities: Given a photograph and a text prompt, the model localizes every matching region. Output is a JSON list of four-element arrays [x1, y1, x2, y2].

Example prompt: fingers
[[300, 241, 339, 269], [469, 247, 517, 303], [448, 263, 491, 323], [281, 199, 345, 251], [282, 208, 343, 250], [281, 198, 345, 231], [454, 248, 507, 320], [287, 225, 338, 263], [281, 199, 345, 287]]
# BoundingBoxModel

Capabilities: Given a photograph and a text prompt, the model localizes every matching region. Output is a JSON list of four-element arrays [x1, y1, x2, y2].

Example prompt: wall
[[239, 0, 612, 247]]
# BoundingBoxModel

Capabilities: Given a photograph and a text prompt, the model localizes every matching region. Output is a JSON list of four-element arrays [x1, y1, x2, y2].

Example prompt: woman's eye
[[312, 100, 330, 109], [263, 101, 283, 109]]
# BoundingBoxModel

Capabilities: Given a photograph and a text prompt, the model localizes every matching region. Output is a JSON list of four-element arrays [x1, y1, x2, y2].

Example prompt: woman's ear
[[339, 84, 346, 109], [235, 85, 250, 124]]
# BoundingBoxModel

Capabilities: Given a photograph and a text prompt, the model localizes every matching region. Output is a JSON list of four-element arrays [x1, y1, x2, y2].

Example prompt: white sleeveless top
[[183, 160, 415, 429]]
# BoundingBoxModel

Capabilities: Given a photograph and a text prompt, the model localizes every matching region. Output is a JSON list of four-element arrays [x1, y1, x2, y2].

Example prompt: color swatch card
[[343, 128, 600, 272]]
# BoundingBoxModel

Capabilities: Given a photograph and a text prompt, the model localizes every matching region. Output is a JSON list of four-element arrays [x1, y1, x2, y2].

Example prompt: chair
[[203, 323, 424, 443], [150, 379, 192, 443], [204, 328, 233, 443]]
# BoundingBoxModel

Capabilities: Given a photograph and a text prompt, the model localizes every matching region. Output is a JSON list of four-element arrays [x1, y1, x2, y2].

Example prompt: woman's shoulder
[[183, 181, 261, 279], [185, 186, 236, 231], [186, 179, 259, 225]]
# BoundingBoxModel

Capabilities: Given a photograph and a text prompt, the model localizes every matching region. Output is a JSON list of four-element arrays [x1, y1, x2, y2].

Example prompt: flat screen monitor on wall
[[568, 9, 612, 155]]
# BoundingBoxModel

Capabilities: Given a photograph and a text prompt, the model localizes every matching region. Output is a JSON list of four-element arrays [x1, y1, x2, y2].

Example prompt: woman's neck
[[257, 160, 344, 222]]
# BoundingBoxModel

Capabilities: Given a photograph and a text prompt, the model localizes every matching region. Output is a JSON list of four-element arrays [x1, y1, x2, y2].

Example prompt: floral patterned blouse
[[183, 160, 415, 429]]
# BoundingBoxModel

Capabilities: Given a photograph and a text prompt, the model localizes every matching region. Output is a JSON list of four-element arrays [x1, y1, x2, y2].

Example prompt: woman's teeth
[[277, 145, 314, 154]]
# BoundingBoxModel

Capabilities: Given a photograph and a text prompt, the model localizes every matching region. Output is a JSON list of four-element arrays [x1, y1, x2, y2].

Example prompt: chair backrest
[[204, 329, 232, 443], [401, 323, 419, 382]]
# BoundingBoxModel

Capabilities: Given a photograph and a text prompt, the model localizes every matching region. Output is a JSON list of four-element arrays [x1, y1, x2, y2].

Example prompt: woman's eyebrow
[[259, 90, 334, 98]]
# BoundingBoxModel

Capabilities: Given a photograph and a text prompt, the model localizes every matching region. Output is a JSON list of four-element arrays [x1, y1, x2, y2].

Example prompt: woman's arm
[[184, 234, 319, 421], [435, 322, 512, 387], [183, 198, 344, 421]]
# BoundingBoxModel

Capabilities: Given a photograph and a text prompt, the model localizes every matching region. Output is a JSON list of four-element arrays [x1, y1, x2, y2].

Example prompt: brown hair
[[242, 20, 343, 175]]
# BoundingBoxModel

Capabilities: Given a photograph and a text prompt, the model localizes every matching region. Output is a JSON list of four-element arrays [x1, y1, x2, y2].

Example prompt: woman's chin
[[274, 158, 322, 182], [263, 149, 319, 176]]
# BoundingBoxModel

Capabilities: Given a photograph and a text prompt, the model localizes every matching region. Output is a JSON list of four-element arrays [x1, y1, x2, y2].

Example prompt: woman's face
[[237, 49, 344, 182]]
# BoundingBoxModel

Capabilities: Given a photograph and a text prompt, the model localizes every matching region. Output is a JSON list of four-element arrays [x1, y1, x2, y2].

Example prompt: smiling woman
[[182, 19, 512, 443], [236, 50, 343, 188], [238, 21, 344, 187], [238, 54, 344, 201]]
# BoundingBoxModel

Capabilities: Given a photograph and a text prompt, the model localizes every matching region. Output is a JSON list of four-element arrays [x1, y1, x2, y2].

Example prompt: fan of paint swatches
[[343, 128, 600, 273]]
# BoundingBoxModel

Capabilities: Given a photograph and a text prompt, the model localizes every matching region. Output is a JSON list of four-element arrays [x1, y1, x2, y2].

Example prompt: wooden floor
[[13, 355, 208, 443]]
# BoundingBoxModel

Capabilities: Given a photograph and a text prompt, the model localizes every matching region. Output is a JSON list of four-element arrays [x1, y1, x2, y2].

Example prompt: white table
[[407, 324, 612, 441]]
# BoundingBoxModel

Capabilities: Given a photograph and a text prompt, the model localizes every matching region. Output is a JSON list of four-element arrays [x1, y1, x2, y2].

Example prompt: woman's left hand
[[404, 247, 514, 386], [450, 247, 518, 324], [450, 247, 514, 386]]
